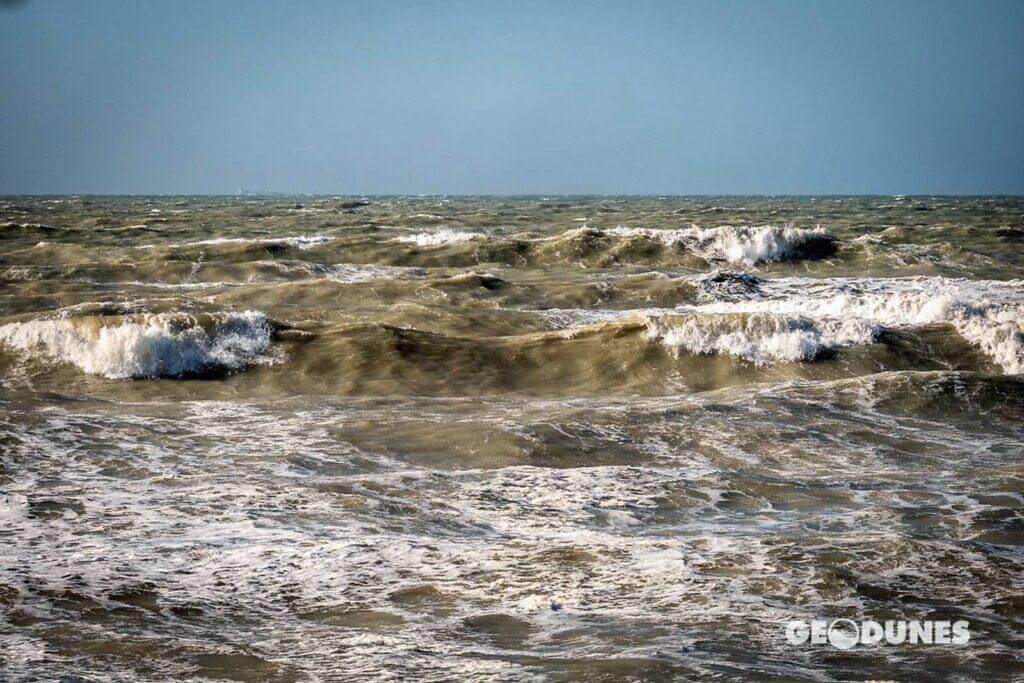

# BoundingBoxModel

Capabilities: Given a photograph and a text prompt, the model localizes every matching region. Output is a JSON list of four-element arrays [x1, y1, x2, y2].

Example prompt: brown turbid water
[[1, 195, 1023, 680]]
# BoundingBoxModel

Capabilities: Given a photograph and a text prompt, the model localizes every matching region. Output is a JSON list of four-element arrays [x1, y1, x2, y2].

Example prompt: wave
[[393, 229, 485, 246], [647, 312, 874, 365], [606, 224, 835, 266], [530, 276, 1023, 374], [0, 311, 276, 379], [741, 277, 1023, 374], [378, 224, 834, 267], [620, 276, 1022, 373], [1, 224, 855, 273], [0, 309, 1006, 396], [846, 235, 1001, 273], [1, 221, 63, 237], [137, 235, 331, 250], [246, 260, 426, 284]]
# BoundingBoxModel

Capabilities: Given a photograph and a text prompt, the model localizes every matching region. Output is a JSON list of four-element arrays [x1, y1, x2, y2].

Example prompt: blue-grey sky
[[1, 0, 1022, 195]]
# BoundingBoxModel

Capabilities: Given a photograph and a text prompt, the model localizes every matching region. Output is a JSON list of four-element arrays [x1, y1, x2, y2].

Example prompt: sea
[[1, 195, 1022, 680]]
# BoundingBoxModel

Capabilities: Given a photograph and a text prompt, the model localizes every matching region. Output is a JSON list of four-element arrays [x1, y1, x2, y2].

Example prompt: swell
[[3, 268, 1022, 394], [2, 224, 836, 271], [0, 311, 1003, 397], [771, 370, 1024, 421], [6, 222, 1021, 278], [0, 266, 707, 316]]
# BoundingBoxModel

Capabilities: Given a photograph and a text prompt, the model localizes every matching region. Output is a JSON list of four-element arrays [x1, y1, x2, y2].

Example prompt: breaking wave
[[393, 229, 484, 246], [647, 312, 873, 365], [385, 224, 833, 266], [606, 224, 835, 266], [0, 311, 276, 379], [648, 276, 1024, 373], [535, 276, 1023, 373], [137, 235, 331, 250]]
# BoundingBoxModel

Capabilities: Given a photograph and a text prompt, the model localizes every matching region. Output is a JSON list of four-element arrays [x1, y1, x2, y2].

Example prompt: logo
[[785, 619, 970, 650]]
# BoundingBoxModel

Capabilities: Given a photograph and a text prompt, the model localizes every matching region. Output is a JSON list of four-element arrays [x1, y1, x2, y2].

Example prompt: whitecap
[[393, 229, 484, 246], [136, 235, 331, 250], [648, 312, 875, 366]]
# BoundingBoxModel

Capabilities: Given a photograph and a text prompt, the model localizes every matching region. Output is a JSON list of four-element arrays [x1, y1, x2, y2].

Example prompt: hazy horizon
[[4, 192, 1024, 199], [2, 0, 1023, 195]]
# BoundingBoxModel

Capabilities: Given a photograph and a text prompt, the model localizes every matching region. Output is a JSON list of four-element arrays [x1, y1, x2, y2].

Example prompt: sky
[[0, 0, 1022, 195]]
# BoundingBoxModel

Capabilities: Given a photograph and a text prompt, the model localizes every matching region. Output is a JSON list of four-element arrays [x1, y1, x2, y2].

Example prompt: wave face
[[0, 311, 275, 378], [3, 196, 1024, 682]]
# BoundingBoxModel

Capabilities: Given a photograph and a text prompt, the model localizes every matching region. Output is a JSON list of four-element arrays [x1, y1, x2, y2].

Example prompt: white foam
[[1, 266, 38, 282], [606, 224, 831, 266], [956, 308, 1024, 375], [393, 229, 484, 246], [256, 260, 426, 284], [538, 276, 1024, 373], [318, 263, 427, 283], [137, 235, 331, 250], [702, 277, 1024, 373], [2, 394, 1019, 678], [0, 311, 275, 379], [649, 313, 875, 366], [116, 280, 238, 290]]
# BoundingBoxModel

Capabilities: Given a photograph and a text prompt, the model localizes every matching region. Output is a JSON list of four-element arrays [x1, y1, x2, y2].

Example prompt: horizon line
[[3, 192, 1024, 199]]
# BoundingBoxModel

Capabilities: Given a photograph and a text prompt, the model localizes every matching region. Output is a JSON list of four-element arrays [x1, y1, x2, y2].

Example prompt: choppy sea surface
[[1, 195, 1023, 681]]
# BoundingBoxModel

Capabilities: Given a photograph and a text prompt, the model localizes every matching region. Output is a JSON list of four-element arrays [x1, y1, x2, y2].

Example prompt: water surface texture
[[2, 196, 1023, 680]]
